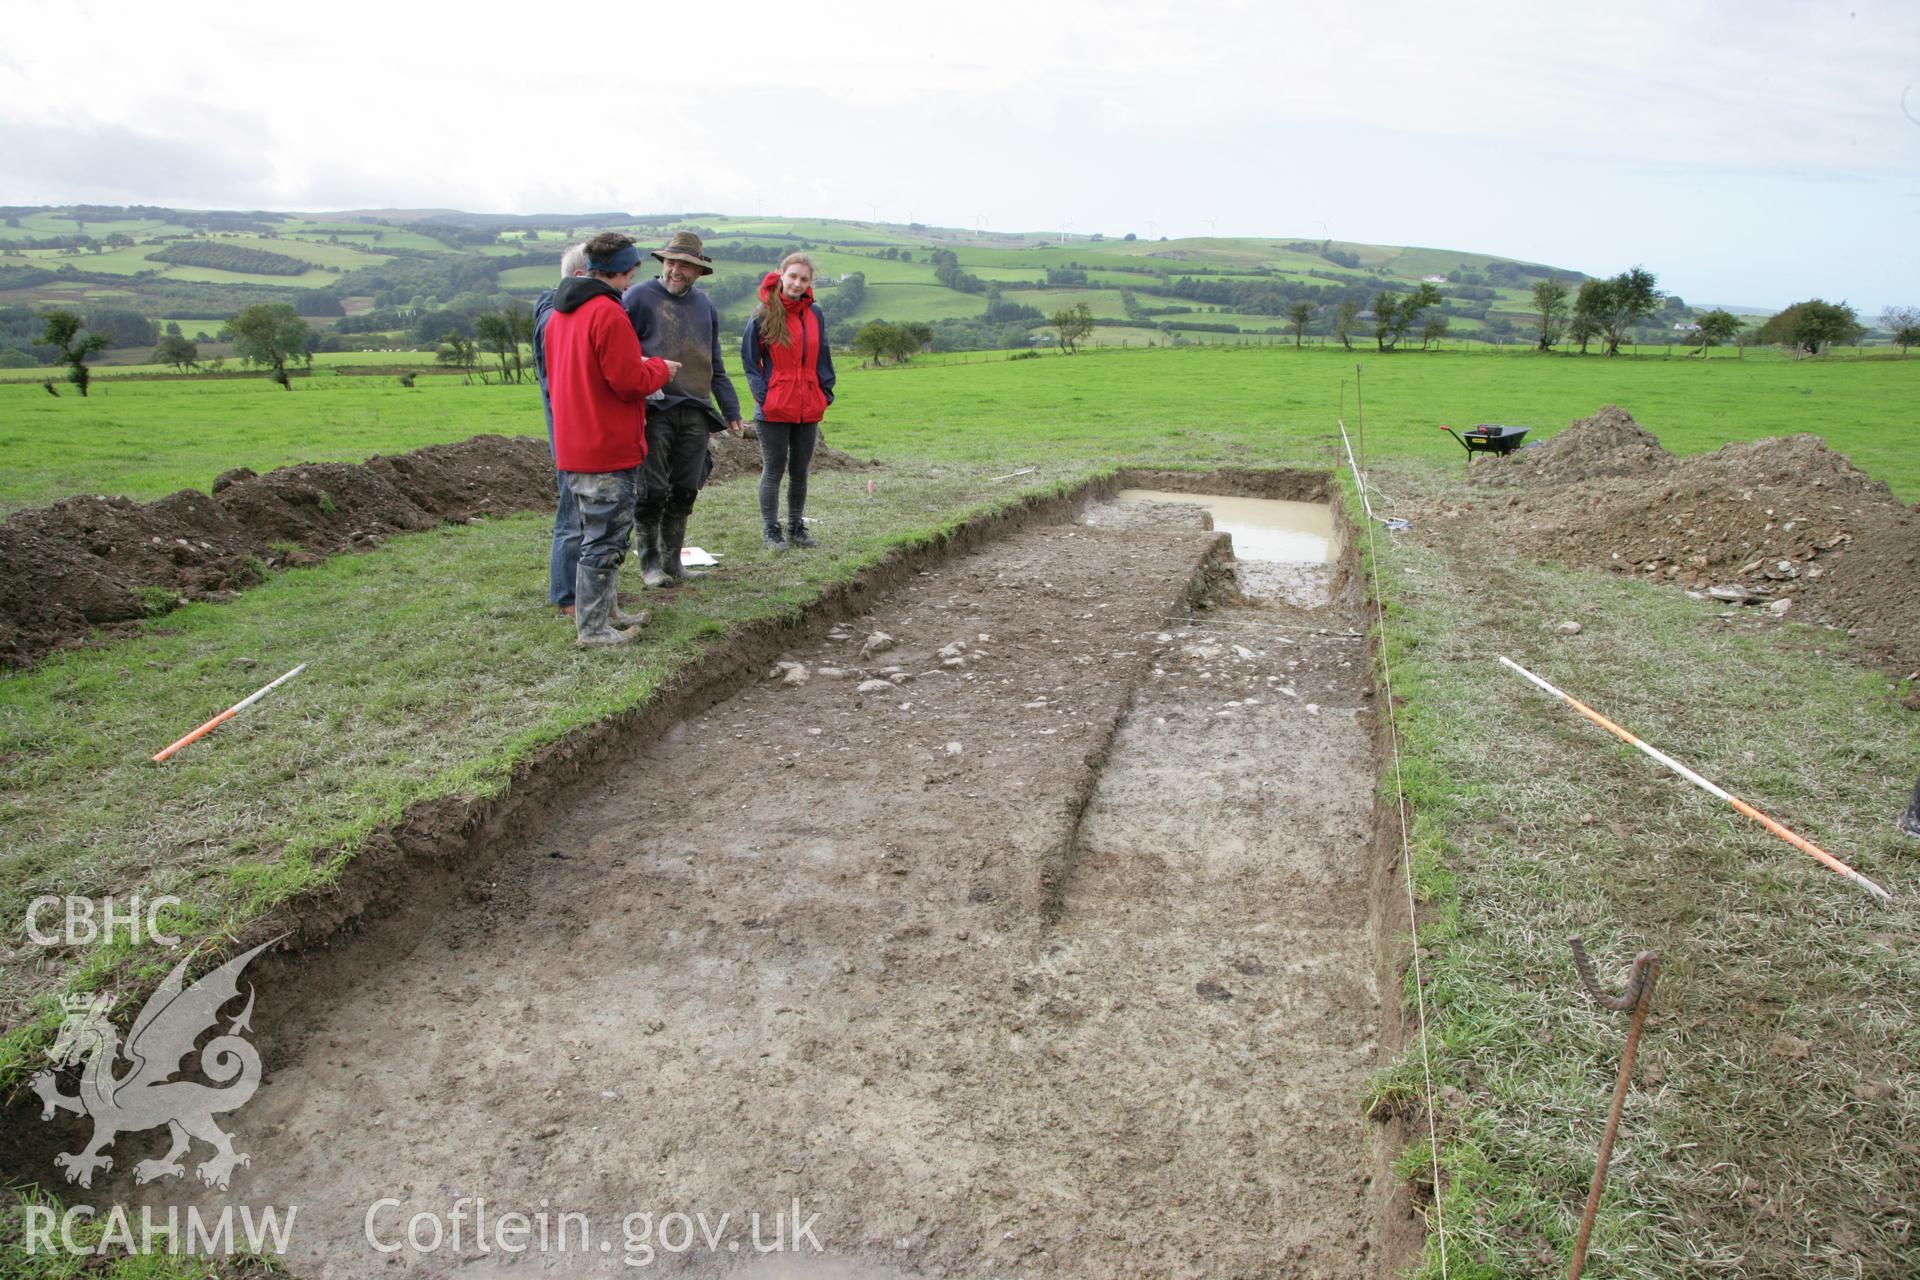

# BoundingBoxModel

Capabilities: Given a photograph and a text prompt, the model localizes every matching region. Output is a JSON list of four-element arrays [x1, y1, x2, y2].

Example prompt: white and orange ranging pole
[[1498, 655, 1891, 902], [152, 664, 308, 763]]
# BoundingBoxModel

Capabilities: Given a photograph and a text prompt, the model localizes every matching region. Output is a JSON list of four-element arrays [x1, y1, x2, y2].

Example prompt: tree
[[1287, 301, 1314, 347], [1569, 279, 1608, 354], [1879, 305, 1920, 354], [228, 303, 313, 389], [1050, 302, 1095, 354], [1692, 309, 1744, 351], [436, 336, 481, 383], [853, 321, 899, 365], [1756, 298, 1864, 357], [474, 305, 532, 384], [1584, 266, 1660, 355], [1333, 299, 1359, 351], [1420, 313, 1451, 350], [39, 310, 109, 396], [153, 331, 199, 372], [1373, 283, 1440, 351], [892, 322, 932, 361], [1531, 278, 1570, 351]]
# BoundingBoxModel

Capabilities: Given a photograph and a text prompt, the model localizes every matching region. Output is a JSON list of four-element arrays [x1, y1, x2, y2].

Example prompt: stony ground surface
[[95, 506, 1395, 1278]]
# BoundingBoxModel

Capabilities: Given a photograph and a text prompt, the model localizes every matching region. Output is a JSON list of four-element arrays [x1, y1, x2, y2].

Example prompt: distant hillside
[[0, 204, 1679, 365]]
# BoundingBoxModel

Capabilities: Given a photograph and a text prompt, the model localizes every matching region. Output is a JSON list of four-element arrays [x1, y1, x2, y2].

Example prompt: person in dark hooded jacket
[[546, 233, 678, 646], [740, 252, 835, 550]]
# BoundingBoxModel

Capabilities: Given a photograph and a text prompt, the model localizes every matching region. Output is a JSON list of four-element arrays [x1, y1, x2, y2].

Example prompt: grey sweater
[[619, 277, 742, 427]]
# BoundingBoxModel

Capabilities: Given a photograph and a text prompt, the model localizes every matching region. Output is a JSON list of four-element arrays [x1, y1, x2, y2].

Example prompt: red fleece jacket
[[751, 272, 829, 424], [545, 280, 672, 472]]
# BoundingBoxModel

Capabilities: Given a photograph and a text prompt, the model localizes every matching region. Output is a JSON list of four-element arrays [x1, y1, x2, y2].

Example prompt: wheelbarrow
[[1438, 423, 1530, 456]]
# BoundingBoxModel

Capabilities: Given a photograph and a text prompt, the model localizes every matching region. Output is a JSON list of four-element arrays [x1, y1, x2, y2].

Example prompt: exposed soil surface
[[80, 489, 1402, 1278], [1462, 407, 1920, 681], [1474, 404, 1674, 487], [715, 425, 870, 487], [0, 433, 866, 671]]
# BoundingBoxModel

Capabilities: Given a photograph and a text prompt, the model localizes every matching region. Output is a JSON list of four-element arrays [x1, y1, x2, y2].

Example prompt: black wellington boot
[[638, 520, 670, 589], [660, 512, 706, 582]]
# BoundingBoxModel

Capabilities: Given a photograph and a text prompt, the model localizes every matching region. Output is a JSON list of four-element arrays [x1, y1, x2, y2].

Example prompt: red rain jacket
[[742, 272, 832, 424]]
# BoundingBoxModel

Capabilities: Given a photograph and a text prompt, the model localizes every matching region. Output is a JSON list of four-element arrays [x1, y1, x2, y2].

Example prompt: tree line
[[147, 242, 312, 276]]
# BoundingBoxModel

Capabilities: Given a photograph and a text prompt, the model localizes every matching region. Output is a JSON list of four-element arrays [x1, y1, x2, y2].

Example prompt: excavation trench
[[17, 470, 1416, 1277]]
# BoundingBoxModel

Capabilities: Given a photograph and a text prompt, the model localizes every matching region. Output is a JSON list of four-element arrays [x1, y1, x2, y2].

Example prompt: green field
[[843, 280, 990, 325], [6, 345, 1916, 515], [1001, 286, 1132, 319], [4, 305, 1918, 1277]]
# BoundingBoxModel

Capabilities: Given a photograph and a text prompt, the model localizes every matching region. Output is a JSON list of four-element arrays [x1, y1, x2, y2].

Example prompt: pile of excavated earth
[[1468, 406, 1920, 682], [0, 431, 864, 669]]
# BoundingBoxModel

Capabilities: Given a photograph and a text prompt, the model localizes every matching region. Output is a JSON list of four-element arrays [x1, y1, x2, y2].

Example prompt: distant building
[[1672, 322, 1701, 333], [1422, 275, 1447, 283]]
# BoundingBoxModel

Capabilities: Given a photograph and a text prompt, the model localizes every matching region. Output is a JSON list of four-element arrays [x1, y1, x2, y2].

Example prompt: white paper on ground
[[680, 547, 720, 566]]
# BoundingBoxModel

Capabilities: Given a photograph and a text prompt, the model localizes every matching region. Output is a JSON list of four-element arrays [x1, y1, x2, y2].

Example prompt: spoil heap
[[1478, 409, 1919, 679]]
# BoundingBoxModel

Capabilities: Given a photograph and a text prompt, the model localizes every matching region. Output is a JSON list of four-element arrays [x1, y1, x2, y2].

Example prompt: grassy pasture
[[6, 345, 1917, 513], [843, 281, 989, 325], [1, 345, 1917, 1277], [495, 263, 556, 290], [212, 234, 391, 271], [13, 250, 344, 290], [792, 250, 939, 285], [1001, 286, 1132, 319], [0, 374, 534, 514]]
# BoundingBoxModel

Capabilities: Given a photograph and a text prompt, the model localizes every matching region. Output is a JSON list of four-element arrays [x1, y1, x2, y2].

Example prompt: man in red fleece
[[545, 232, 679, 646]]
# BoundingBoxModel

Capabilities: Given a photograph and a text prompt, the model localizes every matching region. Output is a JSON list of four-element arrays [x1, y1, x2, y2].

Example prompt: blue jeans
[[549, 470, 581, 606], [563, 468, 639, 573]]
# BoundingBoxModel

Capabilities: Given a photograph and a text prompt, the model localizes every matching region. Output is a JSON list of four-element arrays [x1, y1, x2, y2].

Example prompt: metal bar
[[1568, 938, 1661, 1280]]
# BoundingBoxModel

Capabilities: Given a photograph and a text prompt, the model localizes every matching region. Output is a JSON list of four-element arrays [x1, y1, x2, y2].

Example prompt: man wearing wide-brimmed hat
[[621, 230, 744, 587]]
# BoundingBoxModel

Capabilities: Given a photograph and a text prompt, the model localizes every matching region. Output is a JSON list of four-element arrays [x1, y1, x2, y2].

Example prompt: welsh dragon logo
[[31, 939, 275, 1191]]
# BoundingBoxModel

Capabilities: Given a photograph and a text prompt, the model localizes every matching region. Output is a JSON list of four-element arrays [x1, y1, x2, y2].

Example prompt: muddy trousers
[[635, 404, 715, 582], [757, 421, 818, 534], [563, 468, 639, 638], [635, 404, 715, 528]]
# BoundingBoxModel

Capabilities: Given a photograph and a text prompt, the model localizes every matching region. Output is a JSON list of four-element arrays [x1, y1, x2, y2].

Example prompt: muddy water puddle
[[1096, 490, 1341, 609], [1114, 489, 1340, 563]]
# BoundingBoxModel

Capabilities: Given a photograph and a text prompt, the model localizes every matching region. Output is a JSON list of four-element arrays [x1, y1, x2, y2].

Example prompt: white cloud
[[3, 0, 1916, 306]]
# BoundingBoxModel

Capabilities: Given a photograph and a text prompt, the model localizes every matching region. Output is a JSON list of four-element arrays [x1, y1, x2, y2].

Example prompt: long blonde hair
[[756, 252, 816, 349]]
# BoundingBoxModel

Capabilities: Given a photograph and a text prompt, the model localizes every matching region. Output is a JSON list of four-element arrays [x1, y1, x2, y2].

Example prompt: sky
[[4, 0, 1916, 312]]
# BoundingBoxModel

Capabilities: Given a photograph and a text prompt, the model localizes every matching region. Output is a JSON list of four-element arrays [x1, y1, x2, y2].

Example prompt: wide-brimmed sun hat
[[652, 231, 714, 275]]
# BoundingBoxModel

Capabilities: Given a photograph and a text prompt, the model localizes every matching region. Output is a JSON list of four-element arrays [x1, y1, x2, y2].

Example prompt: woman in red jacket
[[741, 253, 836, 550]]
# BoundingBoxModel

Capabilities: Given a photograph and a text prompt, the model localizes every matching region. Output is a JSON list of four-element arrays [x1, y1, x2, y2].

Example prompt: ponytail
[[756, 252, 816, 350]]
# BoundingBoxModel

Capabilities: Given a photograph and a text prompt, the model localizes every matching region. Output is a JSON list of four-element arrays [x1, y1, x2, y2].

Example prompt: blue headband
[[588, 245, 641, 275]]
